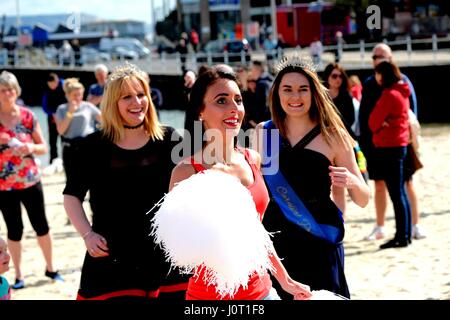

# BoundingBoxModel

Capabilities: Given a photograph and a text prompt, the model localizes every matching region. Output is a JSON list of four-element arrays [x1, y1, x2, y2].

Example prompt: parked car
[[100, 37, 150, 58], [197, 38, 251, 63], [81, 47, 111, 64], [111, 46, 139, 60]]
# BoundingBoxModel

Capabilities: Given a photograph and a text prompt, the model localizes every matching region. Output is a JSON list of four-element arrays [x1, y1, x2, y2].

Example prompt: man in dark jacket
[[359, 43, 419, 244], [248, 60, 274, 128], [42, 73, 66, 164]]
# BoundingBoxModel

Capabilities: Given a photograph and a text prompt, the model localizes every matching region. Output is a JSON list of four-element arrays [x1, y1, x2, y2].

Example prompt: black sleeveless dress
[[263, 125, 350, 299]]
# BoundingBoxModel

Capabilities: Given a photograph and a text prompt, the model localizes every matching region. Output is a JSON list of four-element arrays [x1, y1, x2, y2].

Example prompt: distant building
[[2, 14, 97, 33], [81, 20, 148, 40]]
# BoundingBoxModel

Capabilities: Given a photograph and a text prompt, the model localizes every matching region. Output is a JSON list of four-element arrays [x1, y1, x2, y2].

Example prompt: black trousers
[[47, 115, 59, 163], [0, 182, 49, 241]]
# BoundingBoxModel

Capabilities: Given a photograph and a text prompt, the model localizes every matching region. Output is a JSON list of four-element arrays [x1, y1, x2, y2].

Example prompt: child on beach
[[0, 236, 11, 300]]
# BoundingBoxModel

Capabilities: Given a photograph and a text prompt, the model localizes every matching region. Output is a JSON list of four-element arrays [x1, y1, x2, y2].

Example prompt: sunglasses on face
[[330, 73, 343, 79], [372, 55, 386, 60]]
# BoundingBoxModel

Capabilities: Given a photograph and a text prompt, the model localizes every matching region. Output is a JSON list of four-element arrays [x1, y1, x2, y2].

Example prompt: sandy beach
[[1, 124, 449, 300]]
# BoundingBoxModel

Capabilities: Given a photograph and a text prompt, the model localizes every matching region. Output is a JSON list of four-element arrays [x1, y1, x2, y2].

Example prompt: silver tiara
[[108, 61, 144, 82], [274, 55, 318, 74]]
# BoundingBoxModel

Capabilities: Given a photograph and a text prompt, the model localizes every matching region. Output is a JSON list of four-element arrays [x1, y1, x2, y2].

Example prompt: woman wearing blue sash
[[254, 56, 369, 299]]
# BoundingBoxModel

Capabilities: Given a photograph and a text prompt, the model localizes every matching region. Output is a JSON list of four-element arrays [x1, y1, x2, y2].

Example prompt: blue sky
[[0, 0, 176, 24]]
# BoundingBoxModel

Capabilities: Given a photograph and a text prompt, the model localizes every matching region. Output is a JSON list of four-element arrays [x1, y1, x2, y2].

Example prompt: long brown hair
[[269, 63, 354, 147]]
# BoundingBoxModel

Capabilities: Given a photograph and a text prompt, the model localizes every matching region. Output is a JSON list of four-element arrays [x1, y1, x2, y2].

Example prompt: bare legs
[[7, 239, 22, 280], [37, 233, 55, 273], [374, 180, 387, 227], [8, 232, 56, 281]]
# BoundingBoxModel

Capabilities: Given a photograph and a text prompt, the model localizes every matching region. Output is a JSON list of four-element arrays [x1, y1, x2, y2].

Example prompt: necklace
[[123, 121, 144, 129]]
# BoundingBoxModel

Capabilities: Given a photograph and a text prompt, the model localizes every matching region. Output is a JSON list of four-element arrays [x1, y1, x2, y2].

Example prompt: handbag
[[408, 143, 424, 171]]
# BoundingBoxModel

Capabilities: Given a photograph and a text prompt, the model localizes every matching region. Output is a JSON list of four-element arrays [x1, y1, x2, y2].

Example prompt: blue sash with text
[[262, 120, 343, 244]]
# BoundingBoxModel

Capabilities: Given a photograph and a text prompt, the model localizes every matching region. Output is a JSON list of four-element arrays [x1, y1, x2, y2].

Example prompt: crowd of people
[[0, 41, 426, 300]]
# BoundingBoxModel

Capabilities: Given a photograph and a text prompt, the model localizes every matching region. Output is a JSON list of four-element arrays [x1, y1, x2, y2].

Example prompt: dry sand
[[1, 124, 449, 300]]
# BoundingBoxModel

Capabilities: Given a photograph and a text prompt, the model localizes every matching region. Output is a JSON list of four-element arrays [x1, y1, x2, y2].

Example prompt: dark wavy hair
[[374, 61, 402, 89], [187, 66, 239, 154], [322, 62, 351, 93]]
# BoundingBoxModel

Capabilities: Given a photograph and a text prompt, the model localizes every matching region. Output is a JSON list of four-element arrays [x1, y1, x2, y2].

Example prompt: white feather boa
[[150, 169, 274, 298]]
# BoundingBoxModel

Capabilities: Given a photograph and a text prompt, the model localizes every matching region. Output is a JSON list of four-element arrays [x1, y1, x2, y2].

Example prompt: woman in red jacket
[[369, 61, 412, 249]]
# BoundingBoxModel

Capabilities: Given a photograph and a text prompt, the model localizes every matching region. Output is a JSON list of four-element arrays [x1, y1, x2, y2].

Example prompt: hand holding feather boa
[[150, 169, 274, 298]]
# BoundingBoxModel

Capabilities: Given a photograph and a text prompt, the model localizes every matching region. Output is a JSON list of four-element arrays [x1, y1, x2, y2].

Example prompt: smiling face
[[117, 77, 149, 127], [199, 78, 244, 139], [0, 85, 18, 107], [0, 238, 10, 274], [278, 72, 312, 119], [328, 68, 343, 90]]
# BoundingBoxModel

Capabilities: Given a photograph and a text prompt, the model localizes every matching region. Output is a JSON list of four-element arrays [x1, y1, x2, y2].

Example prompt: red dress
[[186, 148, 272, 300]]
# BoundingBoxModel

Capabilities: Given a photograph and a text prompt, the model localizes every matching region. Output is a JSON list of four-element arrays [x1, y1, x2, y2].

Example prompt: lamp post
[[16, 0, 21, 47], [270, 0, 277, 42]]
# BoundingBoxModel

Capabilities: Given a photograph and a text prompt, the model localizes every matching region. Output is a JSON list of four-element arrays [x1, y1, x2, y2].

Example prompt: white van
[[99, 38, 150, 58]]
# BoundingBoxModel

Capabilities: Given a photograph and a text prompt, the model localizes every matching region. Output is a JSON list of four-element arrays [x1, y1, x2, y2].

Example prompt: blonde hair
[[269, 63, 354, 148], [63, 78, 84, 95], [100, 63, 163, 143], [0, 71, 21, 96]]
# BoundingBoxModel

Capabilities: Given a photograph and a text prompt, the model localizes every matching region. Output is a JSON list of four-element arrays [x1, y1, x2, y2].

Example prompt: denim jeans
[[375, 146, 412, 241]]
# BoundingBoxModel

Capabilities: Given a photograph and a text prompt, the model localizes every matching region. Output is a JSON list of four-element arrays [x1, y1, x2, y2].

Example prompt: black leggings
[[0, 182, 49, 241]]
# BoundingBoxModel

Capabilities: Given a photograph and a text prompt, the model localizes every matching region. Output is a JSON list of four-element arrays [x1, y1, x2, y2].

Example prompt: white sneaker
[[364, 226, 385, 241], [412, 225, 426, 240], [52, 158, 64, 173], [42, 163, 56, 176]]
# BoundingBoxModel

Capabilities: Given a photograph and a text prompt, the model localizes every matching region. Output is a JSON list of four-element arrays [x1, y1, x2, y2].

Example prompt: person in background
[[248, 60, 274, 128], [71, 39, 82, 67], [60, 40, 73, 66], [235, 65, 255, 132], [0, 71, 63, 290], [358, 43, 423, 241], [368, 61, 412, 249], [254, 57, 369, 299], [349, 75, 362, 102], [190, 29, 200, 53], [55, 78, 101, 183], [41, 72, 65, 167], [87, 64, 109, 108], [176, 38, 189, 74], [322, 63, 355, 139], [309, 37, 323, 66], [0, 235, 11, 300], [264, 34, 278, 61], [62, 63, 188, 300], [334, 31, 344, 63], [404, 109, 425, 239], [322, 63, 359, 218], [183, 69, 198, 141]]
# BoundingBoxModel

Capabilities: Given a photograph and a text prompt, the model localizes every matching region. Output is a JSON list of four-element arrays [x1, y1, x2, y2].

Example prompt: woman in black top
[[323, 63, 364, 216], [63, 63, 187, 300], [255, 57, 369, 299], [322, 63, 356, 139]]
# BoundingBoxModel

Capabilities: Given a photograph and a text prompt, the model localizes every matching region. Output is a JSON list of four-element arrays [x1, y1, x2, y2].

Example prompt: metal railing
[[1, 34, 450, 74]]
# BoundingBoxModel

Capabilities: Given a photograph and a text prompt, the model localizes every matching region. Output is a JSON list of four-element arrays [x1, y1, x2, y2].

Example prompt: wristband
[[82, 230, 93, 240]]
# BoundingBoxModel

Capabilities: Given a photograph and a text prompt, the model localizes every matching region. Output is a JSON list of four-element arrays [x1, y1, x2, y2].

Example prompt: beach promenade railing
[[1, 34, 450, 74]]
